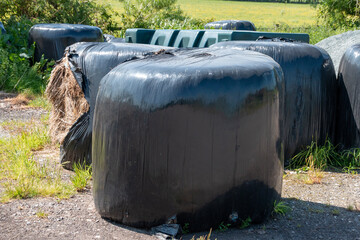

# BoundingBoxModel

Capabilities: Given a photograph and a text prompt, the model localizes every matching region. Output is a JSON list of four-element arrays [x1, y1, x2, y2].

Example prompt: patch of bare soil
[[0, 92, 359, 240]]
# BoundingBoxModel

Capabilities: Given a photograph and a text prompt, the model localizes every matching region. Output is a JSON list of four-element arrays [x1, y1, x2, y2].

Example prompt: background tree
[[317, 0, 360, 28]]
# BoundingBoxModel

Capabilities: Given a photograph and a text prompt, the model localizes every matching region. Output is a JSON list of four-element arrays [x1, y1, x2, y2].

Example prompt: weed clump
[[290, 138, 360, 171]]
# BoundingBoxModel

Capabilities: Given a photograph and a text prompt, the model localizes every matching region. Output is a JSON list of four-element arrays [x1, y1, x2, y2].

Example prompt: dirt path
[[0, 92, 359, 240]]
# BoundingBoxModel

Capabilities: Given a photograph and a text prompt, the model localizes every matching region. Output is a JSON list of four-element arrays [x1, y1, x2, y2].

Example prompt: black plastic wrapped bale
[[210, 41, 337, 162], [28, 24, 103, 62], [56, 42, 172, 170], [205, 20, 256, 31], [92, 48, 284, 232], [336, 44, 360, 148], [0, 22, 5, 34]]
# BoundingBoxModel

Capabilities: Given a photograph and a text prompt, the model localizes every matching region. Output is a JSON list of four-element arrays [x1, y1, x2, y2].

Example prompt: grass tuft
[[36, 209, 49, 218], [191, 228, 212, 240], [290, 138, 360, 171], [272, 200, 291, 216], [70, 162, 92, 192]]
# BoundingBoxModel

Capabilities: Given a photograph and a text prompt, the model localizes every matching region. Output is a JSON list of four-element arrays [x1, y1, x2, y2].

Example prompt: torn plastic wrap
[[59, 42, 172, 170], [205, 20, 256, 31], [92, 48, 284, 232], [210, 41, 337, 163], [0, 22, 5, 34], [336, 44, 360, 148], [28, 24, 103, 62]]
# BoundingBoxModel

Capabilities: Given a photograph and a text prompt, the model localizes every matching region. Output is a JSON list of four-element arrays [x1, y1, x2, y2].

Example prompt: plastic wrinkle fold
[[210, 41, 337, 162], [92, 48, 284, 232]]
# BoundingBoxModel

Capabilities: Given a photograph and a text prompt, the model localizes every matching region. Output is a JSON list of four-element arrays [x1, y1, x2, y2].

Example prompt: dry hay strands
[[45, 56, 89, 145]]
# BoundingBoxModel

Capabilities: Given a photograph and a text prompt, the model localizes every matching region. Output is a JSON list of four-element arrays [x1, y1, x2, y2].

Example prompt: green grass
[[179, 0, 317, 28], [101, 0, 317, 28], [28, 95, 51, 111], [71, 163, 92, 192], [290, 139, 360, 170], [0, 108, 95, 202], [0, 116, 76, 202], [100, 0, 352, 44]]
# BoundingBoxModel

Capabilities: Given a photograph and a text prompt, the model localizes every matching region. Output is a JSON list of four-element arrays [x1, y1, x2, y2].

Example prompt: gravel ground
[[0, 92, 359, 240]]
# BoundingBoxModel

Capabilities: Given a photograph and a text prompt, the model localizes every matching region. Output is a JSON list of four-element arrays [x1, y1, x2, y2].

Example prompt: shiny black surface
[[61, 42, 172, 169], [28, 24, 103, 62], [92, 48, 284, 231], [205, 20, 256, 31], [0, 22, 5, 34], [211, 41, 337, 162], [336, 44, 360, 148]]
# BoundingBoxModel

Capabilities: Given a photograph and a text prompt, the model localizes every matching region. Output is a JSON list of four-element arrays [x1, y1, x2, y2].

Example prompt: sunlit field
[[101, 0, 317, 28]]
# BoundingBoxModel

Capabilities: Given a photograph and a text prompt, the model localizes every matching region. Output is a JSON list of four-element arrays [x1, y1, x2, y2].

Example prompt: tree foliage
[[120, 0, 208, 33], [0, 0, 117, 32], [317, 0, 360, 28]]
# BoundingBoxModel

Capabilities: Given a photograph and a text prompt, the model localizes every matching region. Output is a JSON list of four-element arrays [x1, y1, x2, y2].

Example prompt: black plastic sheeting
[[61, 42, 172, 169], [92, 48, 284, 232], [28, 24, 103, 62], [336, 44, 360, 148], [205, 20, 256, 31], [256, 36, 297, 42], [210, 41, 337, 162], [0, 22, 5, 34]]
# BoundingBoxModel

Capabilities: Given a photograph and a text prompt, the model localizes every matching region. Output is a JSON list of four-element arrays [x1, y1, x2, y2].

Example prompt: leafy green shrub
[[0, 0, 117, 32], [120, 0, 208, 35], [0, 17, 52, 94], [317, 0, 360, 28]]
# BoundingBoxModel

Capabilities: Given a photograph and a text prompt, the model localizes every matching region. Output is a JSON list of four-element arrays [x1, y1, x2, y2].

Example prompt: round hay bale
[[316, 30, 360, 74], [336, 44, 360, 148], [210, 41, 337, 163], [28, 23, 103, 62], [205, 20, 256, 31], [92, 48, 284, 231]]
